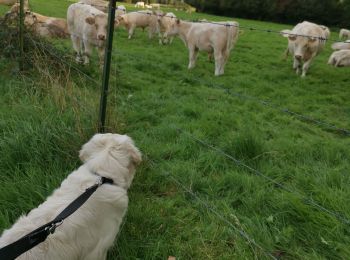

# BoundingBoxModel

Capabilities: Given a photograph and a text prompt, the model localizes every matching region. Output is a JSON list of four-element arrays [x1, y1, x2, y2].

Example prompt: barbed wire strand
[[145, 157, 277, 260]]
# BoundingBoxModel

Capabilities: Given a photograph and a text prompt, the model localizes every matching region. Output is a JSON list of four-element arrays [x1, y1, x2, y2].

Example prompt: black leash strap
[[0, 176, 113, 260]]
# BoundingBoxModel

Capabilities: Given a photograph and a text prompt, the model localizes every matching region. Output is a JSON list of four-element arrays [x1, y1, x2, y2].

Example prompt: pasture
[[1, 0, 350, 259]]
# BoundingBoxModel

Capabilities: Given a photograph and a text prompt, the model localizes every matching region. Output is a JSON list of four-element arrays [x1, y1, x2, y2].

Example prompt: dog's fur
[[0, 133, 142, 260]]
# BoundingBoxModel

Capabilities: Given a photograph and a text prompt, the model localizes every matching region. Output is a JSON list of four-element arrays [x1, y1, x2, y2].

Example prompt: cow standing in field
[[328, 50, 350, 67], [157, 12, 176, 44], [67, 3, 108, 65], [165, 19, 239, 76], [281, 21, 330, 77], [134, 1, 145, 8], [339, 29, 350, 40], [116, 10, 163, 40]]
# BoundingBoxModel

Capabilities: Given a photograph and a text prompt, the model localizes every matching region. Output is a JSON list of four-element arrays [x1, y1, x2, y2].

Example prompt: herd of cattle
[[1, 0, 350, 76]]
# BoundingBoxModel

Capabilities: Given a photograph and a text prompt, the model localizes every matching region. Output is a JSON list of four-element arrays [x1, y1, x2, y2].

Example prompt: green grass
[[1, 1, 350, 259]]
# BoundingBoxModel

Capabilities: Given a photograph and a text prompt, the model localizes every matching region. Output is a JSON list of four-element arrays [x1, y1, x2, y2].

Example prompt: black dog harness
[[0, 175, 114, 260]]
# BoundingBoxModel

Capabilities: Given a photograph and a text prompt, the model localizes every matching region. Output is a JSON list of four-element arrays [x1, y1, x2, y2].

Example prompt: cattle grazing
[[145, 4, 152, 9], [134, 1, 145, 8], [157, 12, 176, 44], [165, 19, 239, 76], [281, 21, 330, 77], [339, 29, 350, 40], [67, 3, 108, 65], [328, 50, 350, 67], [117, 10, 163, 40]]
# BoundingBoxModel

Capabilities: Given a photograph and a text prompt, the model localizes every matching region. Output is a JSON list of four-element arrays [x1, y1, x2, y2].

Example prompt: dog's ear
[[125, 142, 142, 166], [79, 134, 109, 162]]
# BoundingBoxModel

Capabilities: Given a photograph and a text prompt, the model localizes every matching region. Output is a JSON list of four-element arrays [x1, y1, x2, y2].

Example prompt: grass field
[[1, 0, 350, 259]]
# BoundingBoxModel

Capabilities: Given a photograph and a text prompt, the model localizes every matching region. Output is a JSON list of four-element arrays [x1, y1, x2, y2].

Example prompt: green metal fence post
[[19, 0, 24, 71], [98, 0, 117, 133]]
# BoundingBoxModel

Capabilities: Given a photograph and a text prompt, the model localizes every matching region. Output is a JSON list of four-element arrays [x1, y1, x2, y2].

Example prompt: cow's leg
[[214, 50, 225, 76], [301, 55, 316, 77], [293, 57, 302, 75], [97, 46, 105, 68], [83, 40, 93, 65], [128, 26, 135, 39], [71, 35, 83, 63], [188, 46, 198, 69]]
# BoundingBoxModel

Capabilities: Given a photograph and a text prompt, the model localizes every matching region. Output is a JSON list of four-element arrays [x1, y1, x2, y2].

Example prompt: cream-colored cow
[[117, 10, 163, 40], [328, 50, 350, 67], [157, 12, 176, 44], [134, 1, 145, 8], [281, 21, 330, 77], [67, 3, 108, 65], [339, 29, 350, 40], [165, 19, 239, 76]]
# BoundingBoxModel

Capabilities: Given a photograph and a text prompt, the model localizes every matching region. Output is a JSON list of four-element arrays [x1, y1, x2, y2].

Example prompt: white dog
[[0, 133, 142, 260]]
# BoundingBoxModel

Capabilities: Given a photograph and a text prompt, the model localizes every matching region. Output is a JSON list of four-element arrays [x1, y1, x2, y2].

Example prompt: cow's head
[[165, 18, 180, 37], [85, 13, 108, 41]]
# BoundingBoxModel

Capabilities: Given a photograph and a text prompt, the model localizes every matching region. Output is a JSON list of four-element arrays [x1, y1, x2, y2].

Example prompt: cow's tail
[[225, 21, 238, 56]]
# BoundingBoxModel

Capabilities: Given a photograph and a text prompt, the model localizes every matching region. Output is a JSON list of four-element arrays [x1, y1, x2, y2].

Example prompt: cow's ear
[[85, 16, 95, 25]]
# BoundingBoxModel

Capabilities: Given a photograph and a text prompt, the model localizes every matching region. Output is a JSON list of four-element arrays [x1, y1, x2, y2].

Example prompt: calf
[[117, 10, 162, 40], [157, 12, 176, 44], [165, 19, 239, 76], [328, 50, 350, 67], [67, 3, 108, 65], [281, 21, 330, 77]]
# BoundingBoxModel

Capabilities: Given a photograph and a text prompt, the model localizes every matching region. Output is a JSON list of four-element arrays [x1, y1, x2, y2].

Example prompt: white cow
[[157, 12, 176, 44], [150, 3, 160, 9], [339, 29, 350, 40], [165, 19, 239, 76], [281, 21, 330, 77], [328, 50, 350, 67], [117, 10, 162, 40], [134, 1, 145, 8], [145, 4, 152, 9], [332, 40, 350, 50], [67, 3, 108, 65]]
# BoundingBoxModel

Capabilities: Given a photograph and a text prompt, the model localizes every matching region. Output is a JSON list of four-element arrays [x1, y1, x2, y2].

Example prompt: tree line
[[185, 0, 350, 27]]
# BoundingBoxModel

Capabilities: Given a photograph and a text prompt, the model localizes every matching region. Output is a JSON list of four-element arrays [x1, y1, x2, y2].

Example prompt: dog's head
[[79, 133, 142, 189]]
